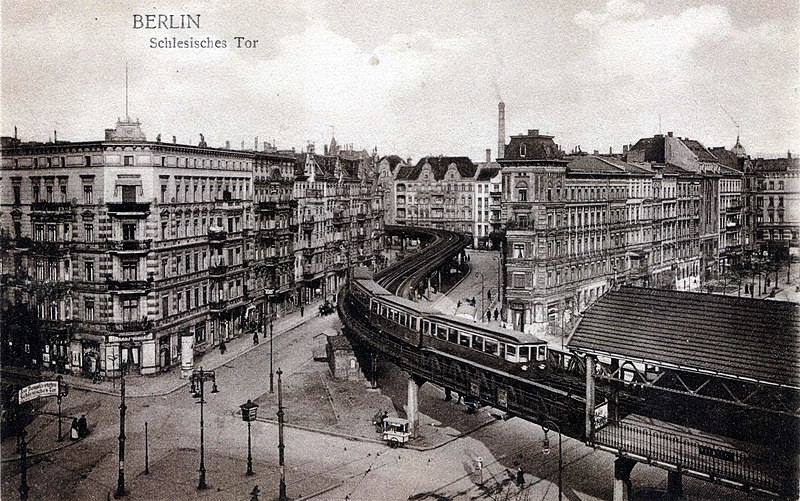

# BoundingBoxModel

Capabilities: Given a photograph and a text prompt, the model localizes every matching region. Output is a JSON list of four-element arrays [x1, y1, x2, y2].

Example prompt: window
[[162, 296, 170, 318], [83, 185, 93, 204], [122, 261, 138, 281], [513, 243, 525, 259], [123, 156, 134, 166], [519, 144, 527, 157], [46, 185, 53, 202], [33, 185, 40, 203], [161, 185, 168, 203], [516, 182, 528, 202], [122, 223, 136, 241], [122, 299, 139, 322], [121, 185, 137, 203], [84, 299, 95, 321], [13, 186, 20, 205], [84, 224, 94, 242], [513, 272, 525, 288], [34, 224, 44, 241], [84, 261, 94, 281], [60, 185, 67, 202]]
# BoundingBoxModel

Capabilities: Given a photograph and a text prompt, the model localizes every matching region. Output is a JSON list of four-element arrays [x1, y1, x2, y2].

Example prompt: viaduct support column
[[613, 457, 636, 501], [407, 375, 425, 438], [585, 355, 596, 442], [667, 470, 683, 500]]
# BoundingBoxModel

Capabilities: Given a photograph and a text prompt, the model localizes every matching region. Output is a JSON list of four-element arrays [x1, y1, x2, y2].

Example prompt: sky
[[2, 0, 798, 161]]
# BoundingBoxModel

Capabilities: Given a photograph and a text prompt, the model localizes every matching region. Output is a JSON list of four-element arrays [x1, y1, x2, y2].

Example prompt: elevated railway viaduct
[[339, 226, 799, 500]]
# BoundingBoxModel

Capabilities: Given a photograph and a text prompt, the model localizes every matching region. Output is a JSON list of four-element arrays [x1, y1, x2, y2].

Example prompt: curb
[[296, 480, 345, 500], [4, 304, 323, 399], [1, 435, 84, 463]]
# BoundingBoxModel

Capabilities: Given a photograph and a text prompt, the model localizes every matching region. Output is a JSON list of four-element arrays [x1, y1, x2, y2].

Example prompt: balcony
[[106, 279, 152, 293], [208, 229, 227, 242], [263, 255, 278, 267], [209, 300, 226, 312], [109, 319, 153, 332], [355, 212, 367, 222], [302, 247, 315, 257], [302, 264, 315, 278], [214, 199, 243, 211], [258, 201, 277, 212], [106, 239, 152, 254], [30, 241, 71, 255], [301, 219, 315, 234], [106, 202, 150, 217], [30, 201, 74, 214], [208, 264, 228, 277]]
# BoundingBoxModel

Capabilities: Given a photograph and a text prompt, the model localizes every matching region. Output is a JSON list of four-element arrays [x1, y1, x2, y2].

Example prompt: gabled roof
[[395, 156, 476, 181], [709, 147, 745, 172], [565, 155, 653, 175], [379, 155, 405, 172], [753, 157, 800, 172], [568, 287, 800, 388]]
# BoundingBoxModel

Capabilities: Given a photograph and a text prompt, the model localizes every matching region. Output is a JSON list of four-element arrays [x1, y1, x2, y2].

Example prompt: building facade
[[0, 121, 385, 379]]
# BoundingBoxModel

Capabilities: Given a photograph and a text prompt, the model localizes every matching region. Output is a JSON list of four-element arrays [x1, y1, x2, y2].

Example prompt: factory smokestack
[[497, 101, 505, 160]]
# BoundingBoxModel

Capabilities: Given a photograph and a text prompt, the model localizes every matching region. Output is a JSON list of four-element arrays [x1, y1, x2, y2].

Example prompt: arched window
[[520, 143, 527, 157]]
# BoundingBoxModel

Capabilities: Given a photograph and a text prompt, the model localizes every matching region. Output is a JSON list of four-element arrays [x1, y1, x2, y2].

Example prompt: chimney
[[497, 101, 505, 160], [255, 136, 258, 150], [54, 130, 57, 142], [485, 148, 491, 163], [667, 131, 673, 138], [172, 136, 176, 144], [528, 129, 539, 136], [14, 126, 17, 139], [593, 150, 599, 155], [324, 145, 328, 155], [623, 144, 629, 154], [609, 147, 613, 155], [225, 140, 230, 149]]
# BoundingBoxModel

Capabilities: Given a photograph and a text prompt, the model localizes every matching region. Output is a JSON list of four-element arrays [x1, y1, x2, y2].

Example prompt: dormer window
[[520, 144, 527, 157]]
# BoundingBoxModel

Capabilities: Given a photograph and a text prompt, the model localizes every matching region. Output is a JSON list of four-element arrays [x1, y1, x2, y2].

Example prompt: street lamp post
[[55, 375, 68, 441], [541, 420, 563, 501], [475, 271, 485, 322], [190, 368, 219, 490], [115, 363, 126, 498], [269, 316, 274, 394], [276, 368, 288, 501], [18, 429, 28, 501], [240, 399, 259, 476]]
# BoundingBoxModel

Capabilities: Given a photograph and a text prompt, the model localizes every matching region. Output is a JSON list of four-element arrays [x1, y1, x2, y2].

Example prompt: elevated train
[[350, 274, 551, 382]]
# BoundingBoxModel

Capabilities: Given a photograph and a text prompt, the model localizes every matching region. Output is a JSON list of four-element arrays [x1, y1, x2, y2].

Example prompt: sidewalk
[[2, 299, 324, 399]]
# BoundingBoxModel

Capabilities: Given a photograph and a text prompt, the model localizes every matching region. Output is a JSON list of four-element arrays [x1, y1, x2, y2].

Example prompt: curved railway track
[[340, 226, 588, 438]]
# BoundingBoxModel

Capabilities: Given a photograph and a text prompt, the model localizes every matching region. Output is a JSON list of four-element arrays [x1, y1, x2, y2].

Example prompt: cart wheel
[[389, 438, 398, 448]]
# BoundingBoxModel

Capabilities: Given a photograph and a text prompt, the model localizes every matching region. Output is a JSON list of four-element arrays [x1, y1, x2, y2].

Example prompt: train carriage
[[368, 293, 435, 348], [423, 312, 549, 377]]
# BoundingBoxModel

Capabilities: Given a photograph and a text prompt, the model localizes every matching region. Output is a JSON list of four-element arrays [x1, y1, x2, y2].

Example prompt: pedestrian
[[70, 418, 79, 440], [488, 289, 492, 301], [486, 309, 491, 322], [219, 340, 227, 355], [457, 300, 462, 308], [78, 414, 88, 438], [516, 466, 525, 487], [744, 284, 749, 294], [253, 332, 259, 345], [300, 304, 304, 317], [471, 296, 475, 306], [494, 308, 499, 321]]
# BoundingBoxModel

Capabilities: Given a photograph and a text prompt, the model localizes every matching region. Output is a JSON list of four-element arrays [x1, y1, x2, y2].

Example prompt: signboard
[[497, 388, 508, 408], [18, 381, 59, 403], [594, 401, 609, 428], [242, 407, 258, 421]]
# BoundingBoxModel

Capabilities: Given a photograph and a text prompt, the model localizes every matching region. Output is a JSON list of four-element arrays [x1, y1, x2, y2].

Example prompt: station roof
[[568, 287, 800, 388]]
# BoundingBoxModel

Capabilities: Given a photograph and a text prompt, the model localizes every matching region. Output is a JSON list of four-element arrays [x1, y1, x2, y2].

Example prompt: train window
[[422, 320, 430, 335], [381, 305, 387, 317], [399, 312, 407, 326], [484, 339, 498, 355], [436, 325, 448, 340], [371, 301, 379, 313], [411, 317, 418, 330], [518, 346, 530, 363], [537, 346, 546, 361], [391, 310, 399, 323], [447, 329, 458, 343], [459, 332, 471, 347], [472, 336, 484, 352], [505, 345, 517, 362]]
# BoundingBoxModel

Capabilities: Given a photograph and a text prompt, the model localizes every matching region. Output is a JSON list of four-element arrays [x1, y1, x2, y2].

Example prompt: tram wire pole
[[115, 356, 127, 498], [144, 421, 149, 475], [19, 429, 28, 500]]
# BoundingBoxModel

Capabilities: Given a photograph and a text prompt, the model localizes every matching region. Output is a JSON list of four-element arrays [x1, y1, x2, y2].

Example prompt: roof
[[476, 165, 500, 181], [379, 155, 405, 172], [628, 136, 665, 163], [568, 287, 800, 388], [709, 147, 744, 172], [566, 155, 651, 175], [503, 131, 563, 161], [752, 157, 800, 172], [395, 156, 476, 181], [680, 138, 718, 163], [328, 335, 353, 351]]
